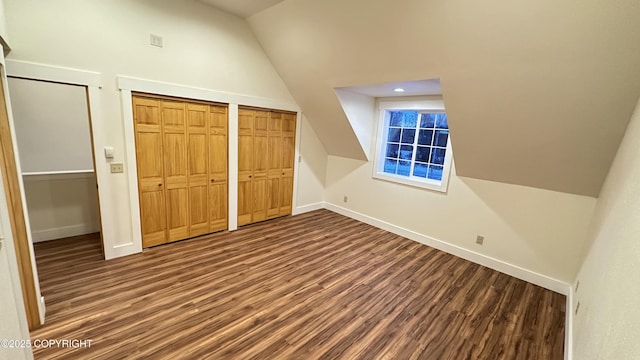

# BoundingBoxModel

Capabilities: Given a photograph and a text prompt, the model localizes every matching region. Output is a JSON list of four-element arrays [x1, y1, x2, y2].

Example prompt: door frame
[[4, 60, 110, 327], [0, 61, 42, 330]]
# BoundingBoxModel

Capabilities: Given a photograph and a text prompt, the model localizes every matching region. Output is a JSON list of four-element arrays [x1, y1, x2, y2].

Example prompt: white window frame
[[372, 99, 453, 192]]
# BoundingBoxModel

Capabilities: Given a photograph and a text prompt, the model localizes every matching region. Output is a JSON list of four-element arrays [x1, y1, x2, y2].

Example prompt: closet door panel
[[266, 177, 280, 218], [210, 182, 227, 231], [267, 112, 283, 218], [187, 103, 209, 237], [252, 178, 267, 223], [280, 113, 296, 216], [162, 101, 189, 241], [279, 176, 293, 215], [237, 174, 252, 226], [209, 105, 228, 230], [133, 97, 167, 247], [139, 191, 166, 246], [238, 109, 254, 225], [189, 185, 209, 236]]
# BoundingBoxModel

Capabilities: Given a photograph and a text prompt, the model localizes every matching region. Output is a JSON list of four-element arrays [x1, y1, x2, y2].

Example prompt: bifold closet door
[[209, 105, 228, 232], [133, 97, 167, 247], [266, 112, 283, 218], [238, 109, 269, 226], [134, 95, 228, 247], [162, 101, 189, 242], [279, 112, 296, 216], [187, 103, 209, 237], [238, 108, 296, 226]]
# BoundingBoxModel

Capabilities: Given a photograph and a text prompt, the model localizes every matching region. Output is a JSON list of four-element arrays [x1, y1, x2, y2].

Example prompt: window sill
[[372, 172, 448, 193]]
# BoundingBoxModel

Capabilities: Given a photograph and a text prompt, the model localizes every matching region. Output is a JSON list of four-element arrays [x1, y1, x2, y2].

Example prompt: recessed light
[[393, 88, 406, 93]]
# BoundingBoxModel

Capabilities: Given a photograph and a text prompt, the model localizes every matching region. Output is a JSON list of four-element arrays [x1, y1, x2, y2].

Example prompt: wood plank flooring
[[31, 209, 565, 359]]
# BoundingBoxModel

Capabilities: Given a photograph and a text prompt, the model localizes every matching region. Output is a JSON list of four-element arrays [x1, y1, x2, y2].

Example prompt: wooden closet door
[[280, 112, 296, 216], [209, 105, 228, 232], [237, 109, 254, 226], [133, 97, 167, 247], [162, 100, 189, 242], [266, 112, 283, 218], [187, 103, 209, 237], [252, 110, 269, 223]]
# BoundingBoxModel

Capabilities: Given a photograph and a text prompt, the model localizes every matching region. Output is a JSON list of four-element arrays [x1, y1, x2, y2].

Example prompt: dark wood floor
[[31, 209, 565, 359]]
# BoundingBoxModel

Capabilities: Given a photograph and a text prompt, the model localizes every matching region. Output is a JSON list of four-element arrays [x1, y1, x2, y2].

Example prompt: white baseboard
[[104, 242, 141, 260], [293, 202, 325, 215], [323, 202, 571, 296], [38, 296, 46, 325], [31, 223, 100, 242], [565, 287, 574, 360]]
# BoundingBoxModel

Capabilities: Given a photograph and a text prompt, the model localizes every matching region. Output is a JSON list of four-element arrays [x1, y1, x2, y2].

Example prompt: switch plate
[[104, 146, 115, 159], [110, 163, 124, 173]]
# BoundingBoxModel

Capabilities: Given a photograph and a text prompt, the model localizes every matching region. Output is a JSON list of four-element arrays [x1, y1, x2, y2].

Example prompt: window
[[373, 100, 453, 192]]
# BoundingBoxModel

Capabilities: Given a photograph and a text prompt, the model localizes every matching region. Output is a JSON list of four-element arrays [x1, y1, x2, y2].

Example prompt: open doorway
[[6, 77, 104, 282]]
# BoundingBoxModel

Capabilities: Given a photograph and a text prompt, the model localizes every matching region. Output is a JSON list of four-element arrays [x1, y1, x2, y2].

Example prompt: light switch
[[104, 146, 115, 159]]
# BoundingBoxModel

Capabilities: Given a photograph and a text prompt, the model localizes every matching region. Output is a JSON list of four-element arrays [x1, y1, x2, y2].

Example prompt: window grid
[[383, 111, 449, 181]]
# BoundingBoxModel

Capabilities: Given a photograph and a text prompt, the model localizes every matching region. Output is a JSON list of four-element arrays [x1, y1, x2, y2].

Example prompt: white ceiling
[[337, 79, 442, 98], [199, 0, 284, 18]]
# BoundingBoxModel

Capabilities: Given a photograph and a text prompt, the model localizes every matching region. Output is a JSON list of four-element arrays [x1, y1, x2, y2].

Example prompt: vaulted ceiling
[[210, 0, 640, 197]]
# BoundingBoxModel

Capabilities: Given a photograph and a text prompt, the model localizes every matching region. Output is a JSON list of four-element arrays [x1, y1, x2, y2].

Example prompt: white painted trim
[[3, 59, 118, 270], [0, 50, 34, 355], [6, 59, 102, 87], [117, 76, 300, 113], [565, 286, 574, 360], [108, 242, 139, 259], [323, 202, 571, 295], [31, 223, 100, 243], [372, 98, 453, 193], [120, 89, 143, 259], [228, 104, 239, 231], [22, 171, 94, 182], [86, 86, 126, 260], [1, 58, 46, 325], [291, 112, 303, 214], [293, 202, 324, 215]]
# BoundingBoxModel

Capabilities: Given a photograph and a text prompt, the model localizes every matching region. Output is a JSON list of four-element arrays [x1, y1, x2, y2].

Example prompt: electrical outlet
[[476, 235, 484, 245], [343, 196, 348, 203], [575, 301, 581, 315], [110, 163, 124, 173], [150, 34, 163, 48]]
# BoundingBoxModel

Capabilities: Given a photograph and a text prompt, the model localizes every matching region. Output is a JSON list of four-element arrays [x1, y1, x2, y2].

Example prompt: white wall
[[3, 0, 324, 258], [572, 98, 640, 359], [333, 89, 376, 159], [8, 78, 94, 173], [325, 156, 596, 284], [23, 173, 100, 242], [0, 0, 7, 42], [295, 115, 327, 209]]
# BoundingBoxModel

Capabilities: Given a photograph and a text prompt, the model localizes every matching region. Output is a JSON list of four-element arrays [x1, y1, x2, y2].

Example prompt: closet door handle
[[249, 175, 252, 178], [158, 183, 162, 187], [211, 179, 215, 183]]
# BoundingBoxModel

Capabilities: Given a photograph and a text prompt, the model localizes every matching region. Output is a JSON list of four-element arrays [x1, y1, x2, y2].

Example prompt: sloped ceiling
[[247, 0, 640, 197], [198, 0, 285, 18]]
